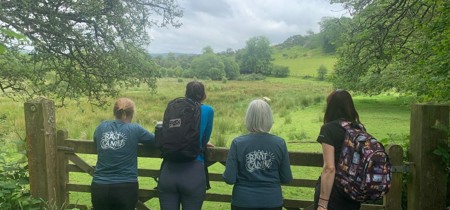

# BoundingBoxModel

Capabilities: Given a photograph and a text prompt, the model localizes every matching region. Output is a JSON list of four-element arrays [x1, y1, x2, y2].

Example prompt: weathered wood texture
[[384, 144, 404, 210], [24, 97, 59, 204], [60, 138, 394, 210], [408, 104, 449, 210], [56, 129, 69, 207]]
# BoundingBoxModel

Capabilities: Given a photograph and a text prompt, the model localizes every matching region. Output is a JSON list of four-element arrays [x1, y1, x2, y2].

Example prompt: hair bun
[[115, 98, 135, 111]]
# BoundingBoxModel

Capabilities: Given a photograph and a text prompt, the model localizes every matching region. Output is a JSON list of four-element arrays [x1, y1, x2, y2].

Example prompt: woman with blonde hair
[[91, 98, 155, 210], [223, 99, 292, 210]]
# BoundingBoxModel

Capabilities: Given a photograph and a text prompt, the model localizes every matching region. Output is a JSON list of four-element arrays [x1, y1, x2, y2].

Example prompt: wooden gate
[[24, 97, 447, 210]]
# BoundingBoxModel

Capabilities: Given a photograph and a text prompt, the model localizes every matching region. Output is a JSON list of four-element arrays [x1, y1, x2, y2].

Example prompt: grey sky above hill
[[147, 0, 349, 54]]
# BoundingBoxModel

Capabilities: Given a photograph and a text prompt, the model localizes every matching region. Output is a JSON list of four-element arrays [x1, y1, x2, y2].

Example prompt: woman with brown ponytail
[[91, 98, 156, 210]]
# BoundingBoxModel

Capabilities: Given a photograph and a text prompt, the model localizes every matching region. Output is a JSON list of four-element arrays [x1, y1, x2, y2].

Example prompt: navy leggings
[[158, 160, 206, 210], [91, 181, 138, 210]]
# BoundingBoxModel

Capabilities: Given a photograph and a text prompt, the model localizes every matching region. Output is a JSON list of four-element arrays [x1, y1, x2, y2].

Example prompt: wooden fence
[[24, 98, 448, 210]]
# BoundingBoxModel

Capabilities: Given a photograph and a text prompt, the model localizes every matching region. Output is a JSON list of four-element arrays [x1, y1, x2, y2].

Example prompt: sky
[[146, 0, 349, 54]]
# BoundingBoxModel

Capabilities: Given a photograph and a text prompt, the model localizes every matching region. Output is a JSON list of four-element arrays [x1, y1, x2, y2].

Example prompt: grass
[[272, 46, 337, 78], [0, 77, 412, 209], [1, 47, 413, 209]]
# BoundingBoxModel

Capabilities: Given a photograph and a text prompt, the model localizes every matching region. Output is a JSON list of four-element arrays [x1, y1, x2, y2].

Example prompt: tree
[[222, 57, 240, 80], [331, 0, 449, 102], [202, 46, 214, 54], [237, 36, 273, 75], [0, 0, 182, 105], [190, 52, 225, 80], [319, 17, 351, 54]]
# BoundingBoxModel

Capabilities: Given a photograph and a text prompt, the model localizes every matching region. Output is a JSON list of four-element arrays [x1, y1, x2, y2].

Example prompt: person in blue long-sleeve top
[[223, 99, 292, 210], [158, 81, 215, 210]]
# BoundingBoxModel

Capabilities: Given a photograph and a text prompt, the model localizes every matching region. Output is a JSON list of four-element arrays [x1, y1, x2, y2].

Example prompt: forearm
[[319, 168, 335, 208]]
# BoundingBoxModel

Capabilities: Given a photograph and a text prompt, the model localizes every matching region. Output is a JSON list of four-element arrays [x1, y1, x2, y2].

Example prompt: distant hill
[[271, 34, 337, 78], [150, 52, 197, 57], [148, 34, 338, 78]]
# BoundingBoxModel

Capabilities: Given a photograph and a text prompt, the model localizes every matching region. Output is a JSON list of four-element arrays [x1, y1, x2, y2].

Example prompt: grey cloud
[[147, 0, 348, 54]]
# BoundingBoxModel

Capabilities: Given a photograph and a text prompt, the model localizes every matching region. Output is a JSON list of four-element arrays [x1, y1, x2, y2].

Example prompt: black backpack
[[157, 97, 203, 162]]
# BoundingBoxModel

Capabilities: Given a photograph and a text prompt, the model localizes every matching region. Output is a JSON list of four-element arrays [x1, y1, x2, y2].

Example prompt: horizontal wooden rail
[[60, 139, 400, 210], [63, 139, 324, 166]]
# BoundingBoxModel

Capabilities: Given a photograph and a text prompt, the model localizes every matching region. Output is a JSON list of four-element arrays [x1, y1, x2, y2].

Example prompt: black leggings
[[231, 205, 282, 210], [91, 182, 139, 210], [314, 177, 361, 210]]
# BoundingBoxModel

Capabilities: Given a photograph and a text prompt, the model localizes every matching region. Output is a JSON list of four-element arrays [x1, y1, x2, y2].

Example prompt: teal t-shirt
[[92, 120, 155, 184], [223, 133, 293, 208]]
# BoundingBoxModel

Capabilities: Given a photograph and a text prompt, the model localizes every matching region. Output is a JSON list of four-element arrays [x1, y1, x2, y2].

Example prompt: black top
[[315, 120, 361, 209], [317, 120, 346, 164]]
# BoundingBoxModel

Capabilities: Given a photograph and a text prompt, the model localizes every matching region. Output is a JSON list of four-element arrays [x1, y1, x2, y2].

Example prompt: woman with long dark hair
[[314, 90, 362, 210]]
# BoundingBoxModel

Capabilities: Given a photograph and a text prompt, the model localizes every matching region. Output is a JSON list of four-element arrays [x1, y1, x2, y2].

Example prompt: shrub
[[0, 139, 42, 209], [317, 64, 328, 81], [236, 73, 266, 81], [271, 65, 290, 78]]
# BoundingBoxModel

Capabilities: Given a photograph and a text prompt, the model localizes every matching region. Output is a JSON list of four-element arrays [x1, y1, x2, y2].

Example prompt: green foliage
[[277, 34, 311, 49], [0, 162, 42, 209], [318, 17, 351, 54], [236, 73, 266, 81], [222, 57, 240, 80], [237, 36, 273, 75], [166, 66, 183, 78], [0, 0, 182, 106], [190, 53, 225, 80], [0, 29, 27, 55], [332, 0, 449, 102], [271, 65, 290, 78], [181, 69, 195, 78], [0, 133, 42, 209], [316, 64, 328, 81], [433, 146, 450, 172], [432, 122, 450, 181]]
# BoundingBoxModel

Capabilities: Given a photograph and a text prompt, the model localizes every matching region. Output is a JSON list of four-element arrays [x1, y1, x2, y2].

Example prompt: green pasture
[[272, 46, 337, 77]]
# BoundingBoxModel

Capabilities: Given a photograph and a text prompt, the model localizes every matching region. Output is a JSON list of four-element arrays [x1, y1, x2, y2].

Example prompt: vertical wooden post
[[57, 129, 69, 207], [408, 104, 449, 210], [384, 144, 403, 210], [24, 97, 59, 205]]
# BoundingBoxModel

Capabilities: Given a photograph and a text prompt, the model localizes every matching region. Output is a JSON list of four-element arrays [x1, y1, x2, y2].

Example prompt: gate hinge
[[57, 146, 75, 152], [391, 162, 414, 173]]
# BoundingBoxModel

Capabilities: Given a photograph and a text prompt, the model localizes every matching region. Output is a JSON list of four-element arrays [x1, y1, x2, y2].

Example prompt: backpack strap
[[340, 120, 366, 132], [203, 145, 211, 190]]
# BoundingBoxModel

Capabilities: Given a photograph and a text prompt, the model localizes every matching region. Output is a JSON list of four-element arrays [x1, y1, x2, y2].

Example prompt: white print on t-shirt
[[100, 131, 127, 150], [245, 150, 275, 172]]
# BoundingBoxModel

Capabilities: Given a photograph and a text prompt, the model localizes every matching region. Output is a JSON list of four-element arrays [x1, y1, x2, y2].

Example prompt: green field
[[0, 77, 411, 209], [272, 46, 337, 78], [0, 50, 412, 209]]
